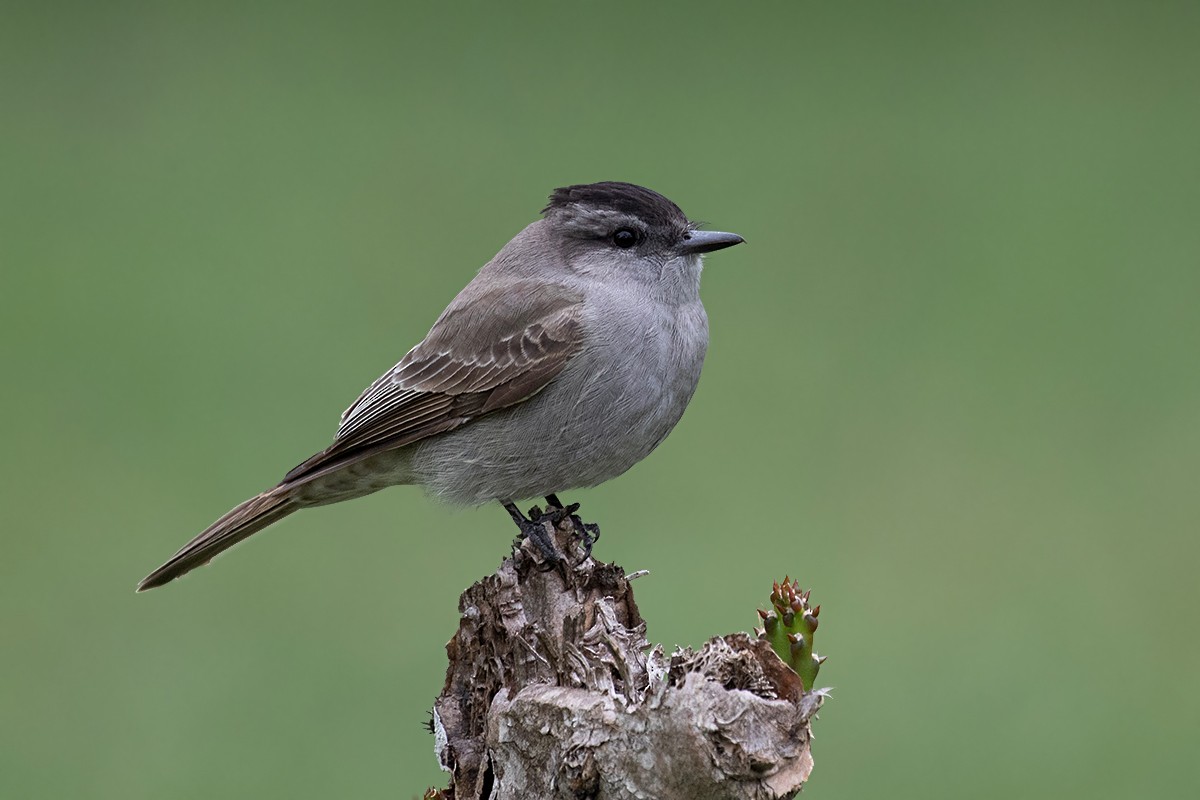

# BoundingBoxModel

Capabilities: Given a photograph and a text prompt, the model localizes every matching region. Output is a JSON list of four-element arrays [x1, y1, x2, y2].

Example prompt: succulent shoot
[[756, 577, 825, 691]]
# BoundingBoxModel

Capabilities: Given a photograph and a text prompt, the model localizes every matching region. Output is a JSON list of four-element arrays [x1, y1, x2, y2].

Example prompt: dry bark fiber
[[429, 510, 823, 799]]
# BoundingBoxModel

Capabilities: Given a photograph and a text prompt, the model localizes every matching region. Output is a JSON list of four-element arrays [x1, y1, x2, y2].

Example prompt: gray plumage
[[138, 182, 743, 591]]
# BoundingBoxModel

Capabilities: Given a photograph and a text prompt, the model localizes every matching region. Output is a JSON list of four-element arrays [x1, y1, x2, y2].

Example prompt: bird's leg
[[541, 495, 600, 556], [503, 501, 561, 566]]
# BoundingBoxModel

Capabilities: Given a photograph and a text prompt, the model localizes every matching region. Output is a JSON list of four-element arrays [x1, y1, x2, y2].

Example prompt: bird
[[137, 182, 743, 591]]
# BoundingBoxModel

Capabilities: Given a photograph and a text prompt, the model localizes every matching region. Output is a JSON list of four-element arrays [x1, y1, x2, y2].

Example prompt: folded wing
[[282, 280, 584, 486]]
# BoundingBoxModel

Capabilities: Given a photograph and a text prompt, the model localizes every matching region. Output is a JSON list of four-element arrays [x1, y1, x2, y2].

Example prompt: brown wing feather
[[282, 281, 583, 485]]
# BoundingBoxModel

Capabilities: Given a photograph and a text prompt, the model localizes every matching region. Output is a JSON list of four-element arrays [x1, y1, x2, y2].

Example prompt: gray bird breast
[[408, 281, 709, 506]]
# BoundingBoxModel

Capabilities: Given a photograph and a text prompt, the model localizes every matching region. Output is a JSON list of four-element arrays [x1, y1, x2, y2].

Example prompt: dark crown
[[543, 182, 688, 229]]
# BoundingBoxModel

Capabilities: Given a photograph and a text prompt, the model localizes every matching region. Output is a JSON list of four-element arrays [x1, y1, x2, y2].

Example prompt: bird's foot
[[539, 495, 600, 558], [577, 521, 601, 556], [504, 501, 561, 568]]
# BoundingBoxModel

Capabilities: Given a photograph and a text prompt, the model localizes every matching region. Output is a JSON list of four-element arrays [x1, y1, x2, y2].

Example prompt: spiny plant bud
[[757, 576, 825, 691]]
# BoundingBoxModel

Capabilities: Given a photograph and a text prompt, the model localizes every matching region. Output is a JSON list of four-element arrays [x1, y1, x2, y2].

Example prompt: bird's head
[[538, 181, 743, 295]]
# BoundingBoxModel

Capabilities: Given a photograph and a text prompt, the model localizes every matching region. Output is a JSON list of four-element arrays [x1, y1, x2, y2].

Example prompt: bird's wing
[[281, 280, 585, 486]]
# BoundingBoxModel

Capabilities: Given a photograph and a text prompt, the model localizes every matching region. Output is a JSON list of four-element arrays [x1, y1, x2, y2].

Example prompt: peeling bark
[[429, 513, 823, 799]]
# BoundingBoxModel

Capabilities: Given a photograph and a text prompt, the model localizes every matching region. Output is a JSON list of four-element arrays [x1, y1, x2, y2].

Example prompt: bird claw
[[504, 498, 599, 567], [505, 501, 563, 566], [530, 501, 580, 527], [537, 501, 597, 556], [523, 519, 563, 568], [535, 499, 600, 560], [577, 521, 600, 556]]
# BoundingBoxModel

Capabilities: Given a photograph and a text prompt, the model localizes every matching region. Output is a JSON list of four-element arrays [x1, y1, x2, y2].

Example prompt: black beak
[[679, 230, 745, 255]]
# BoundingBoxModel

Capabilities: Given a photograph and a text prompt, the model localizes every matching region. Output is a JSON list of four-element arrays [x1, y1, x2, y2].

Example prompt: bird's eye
[[612, 229, 638, 249]]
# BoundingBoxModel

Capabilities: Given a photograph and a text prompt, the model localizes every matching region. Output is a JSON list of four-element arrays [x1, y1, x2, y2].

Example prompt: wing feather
[[282, 280, 583, 485]]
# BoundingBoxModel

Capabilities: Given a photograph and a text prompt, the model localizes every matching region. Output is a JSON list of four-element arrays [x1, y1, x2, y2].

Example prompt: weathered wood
[[428, 512, 823, 799]]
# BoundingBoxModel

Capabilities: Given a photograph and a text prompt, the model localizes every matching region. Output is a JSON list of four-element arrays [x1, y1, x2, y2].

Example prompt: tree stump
[[428, 511, 824, 799]]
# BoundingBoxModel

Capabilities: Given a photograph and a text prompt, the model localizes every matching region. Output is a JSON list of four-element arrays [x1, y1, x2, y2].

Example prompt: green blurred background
[[3, 1, 1197, 797]]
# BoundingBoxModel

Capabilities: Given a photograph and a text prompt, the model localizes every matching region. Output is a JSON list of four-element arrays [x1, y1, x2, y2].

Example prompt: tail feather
[[137, 489, 298, 591]]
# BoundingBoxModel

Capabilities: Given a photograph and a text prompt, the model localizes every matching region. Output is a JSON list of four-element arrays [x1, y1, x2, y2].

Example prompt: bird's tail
[[137, 488, 298, 591]]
